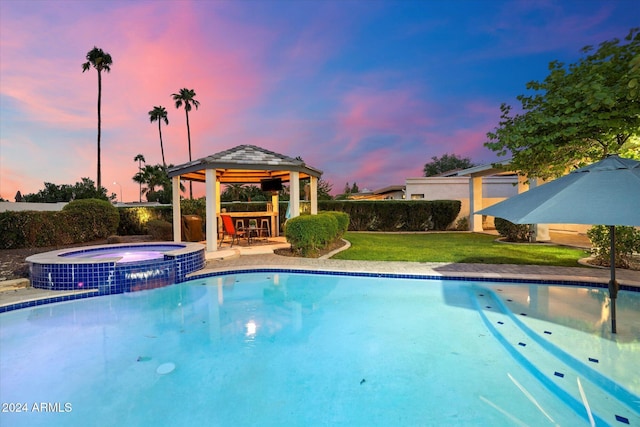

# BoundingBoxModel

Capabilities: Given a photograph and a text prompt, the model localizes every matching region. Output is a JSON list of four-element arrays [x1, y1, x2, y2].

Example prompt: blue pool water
[[0, 272, 638, 426], [60, 245, 188, 262]]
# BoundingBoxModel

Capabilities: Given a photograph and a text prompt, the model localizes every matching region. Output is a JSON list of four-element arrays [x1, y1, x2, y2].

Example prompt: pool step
[[472, 286, 638, 426], [0, 278, 30, 292]]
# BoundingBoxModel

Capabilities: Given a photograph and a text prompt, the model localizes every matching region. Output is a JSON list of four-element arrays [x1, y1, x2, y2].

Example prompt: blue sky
[[1, 0, 638, 200]]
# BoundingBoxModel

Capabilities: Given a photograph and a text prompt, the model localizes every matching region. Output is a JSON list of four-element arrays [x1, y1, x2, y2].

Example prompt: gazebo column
[[205, 169, 217, 252], [271, 192, 279, 236], [469, 176, 484, 232], [310, 176, 318, 215], [172, 176, 182, 242], [290, 171, 300, 217]]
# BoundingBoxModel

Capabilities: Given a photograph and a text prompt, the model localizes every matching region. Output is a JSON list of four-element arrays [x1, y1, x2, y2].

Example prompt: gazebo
[[167, 145, 323, 253]]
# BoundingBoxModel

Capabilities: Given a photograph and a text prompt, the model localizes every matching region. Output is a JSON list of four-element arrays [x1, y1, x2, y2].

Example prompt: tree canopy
[[132, 163, 182, 204], [485, 28, 640, 179], [23, 178, 111, 202], [220, 178, 334, 202], [423, 153, 475, 176]]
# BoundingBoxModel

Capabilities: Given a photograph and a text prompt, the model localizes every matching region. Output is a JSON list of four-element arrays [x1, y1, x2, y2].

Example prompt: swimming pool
[[26, 243, 205, 294], [0, 272, 638, 426]]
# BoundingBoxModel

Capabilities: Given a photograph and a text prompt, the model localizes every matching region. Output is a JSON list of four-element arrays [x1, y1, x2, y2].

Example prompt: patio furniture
[[259, 218, 271, 238], [220, 215, 249, 247]]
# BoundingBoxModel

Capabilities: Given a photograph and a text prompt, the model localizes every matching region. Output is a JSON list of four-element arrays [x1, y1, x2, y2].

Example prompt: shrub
[[0, 210, 63, 249], [285, 214, 341, 257], [317, 200, 460, 231], [494, 217, 531, 242], [453, 216, 469, 231], [0, 199, 119, 249], [181, 198, 207, 219], [62, 198, 119, 241], [147, 219, 173, 241], [321, 210, 350, 237], [587, 225, 640, 268], [117, 206, 172, 235]]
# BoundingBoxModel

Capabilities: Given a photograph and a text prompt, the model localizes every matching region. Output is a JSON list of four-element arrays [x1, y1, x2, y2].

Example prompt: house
[[347, 185, 405, 200]]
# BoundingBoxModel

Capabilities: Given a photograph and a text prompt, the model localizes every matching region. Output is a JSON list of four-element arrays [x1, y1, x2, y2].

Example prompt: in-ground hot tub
[[27, 242, 206, 294]]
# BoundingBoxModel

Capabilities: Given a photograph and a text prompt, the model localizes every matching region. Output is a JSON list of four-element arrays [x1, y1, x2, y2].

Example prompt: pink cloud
[[0, 1, 278, 200], [334, 85, 435, 154]]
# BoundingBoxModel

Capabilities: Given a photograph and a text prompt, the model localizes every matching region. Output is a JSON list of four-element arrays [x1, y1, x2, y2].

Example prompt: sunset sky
[[1, 0, 638, 201]]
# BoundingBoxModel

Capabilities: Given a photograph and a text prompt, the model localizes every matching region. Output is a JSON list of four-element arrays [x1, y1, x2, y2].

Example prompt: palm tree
[[82, 46, 113, 191], [148, 106, 169, 167], [171, 88, 200, 199], [133, 154, 146, 202], [132, 163, 184, 203]]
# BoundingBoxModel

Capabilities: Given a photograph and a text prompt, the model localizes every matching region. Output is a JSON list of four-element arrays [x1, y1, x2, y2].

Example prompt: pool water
[[1, 272, 638, 426], [60, 245, 186, 263]]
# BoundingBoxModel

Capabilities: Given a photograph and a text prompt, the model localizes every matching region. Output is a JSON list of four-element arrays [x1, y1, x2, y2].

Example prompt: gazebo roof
[[167, 145, 323, 184]]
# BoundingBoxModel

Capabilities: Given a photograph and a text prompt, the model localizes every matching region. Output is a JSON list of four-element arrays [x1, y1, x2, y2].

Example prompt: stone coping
[[25, 242, 205, 264]]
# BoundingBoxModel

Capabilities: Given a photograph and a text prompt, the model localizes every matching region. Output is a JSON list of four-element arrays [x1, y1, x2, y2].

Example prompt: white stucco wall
[[0, 202, 68, 212], [405, 176, 519, 222], [405, 176, 590, 234]]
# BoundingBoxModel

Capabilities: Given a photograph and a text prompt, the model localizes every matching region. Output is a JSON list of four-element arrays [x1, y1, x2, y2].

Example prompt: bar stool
[[235, 219, 245, 230], [260, 218, 271, 238]]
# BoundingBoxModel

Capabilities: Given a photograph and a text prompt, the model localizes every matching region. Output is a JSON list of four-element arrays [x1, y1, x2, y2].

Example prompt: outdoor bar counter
[[218, 211, 279, 237]]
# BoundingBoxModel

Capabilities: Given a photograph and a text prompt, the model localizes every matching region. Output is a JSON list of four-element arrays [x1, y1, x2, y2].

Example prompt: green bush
[[317, 200, 460, 231], [322, 210, 350, 237], [587, 225, 640, 268], [147, 219, 173, 241], [62, 198, 119, 241], [0, 211, 65, 249], [117, 206, 172, 235], [181, 198, 207, 219], [0, 199, 119, 249], [494, 217, 531, 242], [453, 216, 469, 231], [285, 214, 341, 257]]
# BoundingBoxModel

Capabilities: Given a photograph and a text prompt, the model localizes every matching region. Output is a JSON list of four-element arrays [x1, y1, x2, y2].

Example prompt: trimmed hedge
[[0, 199, 119, 249], [285, 213, 344, 257], [317, 200, 460, 231], [321, 210, 350, 237], [62, 199, 120, 242]]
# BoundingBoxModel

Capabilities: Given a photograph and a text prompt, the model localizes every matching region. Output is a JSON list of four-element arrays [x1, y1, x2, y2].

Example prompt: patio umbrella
[[477, 154, 640, 333]]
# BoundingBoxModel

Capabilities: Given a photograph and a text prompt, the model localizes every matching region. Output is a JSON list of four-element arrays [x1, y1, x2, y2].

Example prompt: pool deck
[[1, 233, 639, 310]]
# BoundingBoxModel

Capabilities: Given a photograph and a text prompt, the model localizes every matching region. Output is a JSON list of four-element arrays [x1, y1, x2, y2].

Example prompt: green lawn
[[331, 232, 589, 267]]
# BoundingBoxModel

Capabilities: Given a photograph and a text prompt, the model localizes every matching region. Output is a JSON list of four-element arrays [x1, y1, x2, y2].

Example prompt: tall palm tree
[[82, 46, 113, 191], [148, 106, 169, 167], [133, 154, 146, 202], [171, 88, 200, 199]]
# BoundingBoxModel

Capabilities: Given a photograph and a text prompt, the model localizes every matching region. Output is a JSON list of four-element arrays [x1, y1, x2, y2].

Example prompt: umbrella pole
[[608, 225, 618, 334]]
